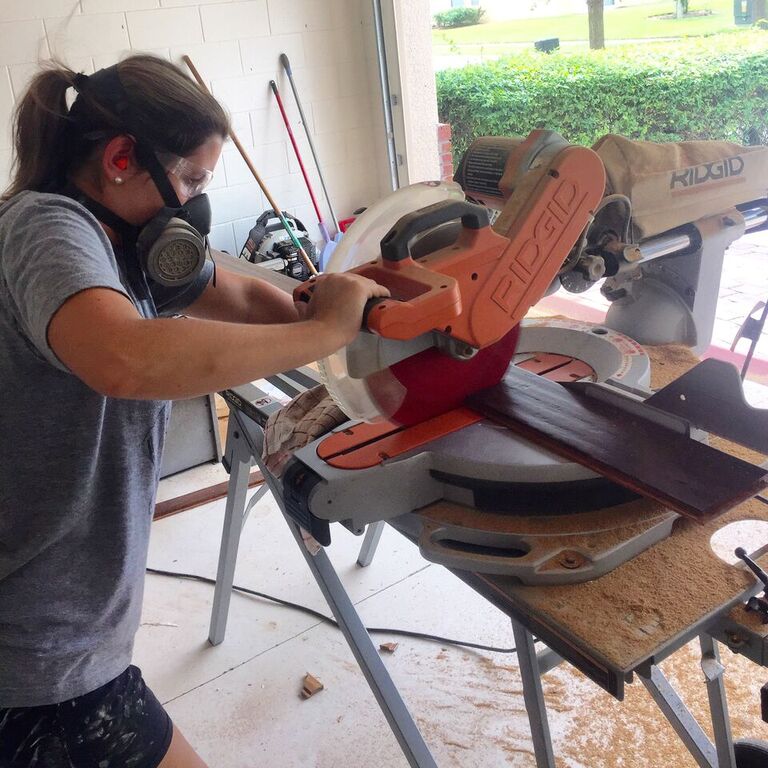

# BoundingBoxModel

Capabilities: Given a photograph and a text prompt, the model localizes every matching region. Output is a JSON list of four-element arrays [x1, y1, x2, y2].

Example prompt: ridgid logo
[[670, 156, 745, 191]]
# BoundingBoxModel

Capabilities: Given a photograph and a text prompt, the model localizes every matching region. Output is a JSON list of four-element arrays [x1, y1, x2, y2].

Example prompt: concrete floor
[[136, 227, 768, 766]]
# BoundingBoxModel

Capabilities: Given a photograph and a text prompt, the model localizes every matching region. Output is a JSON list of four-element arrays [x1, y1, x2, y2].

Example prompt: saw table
[[209, 359, 768, 768]]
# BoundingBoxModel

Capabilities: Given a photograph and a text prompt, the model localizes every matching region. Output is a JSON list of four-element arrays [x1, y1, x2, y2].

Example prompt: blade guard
[[295, 142, 606, 350]]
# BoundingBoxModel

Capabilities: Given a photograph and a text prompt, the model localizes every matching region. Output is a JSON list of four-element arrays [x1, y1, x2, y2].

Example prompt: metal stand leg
[[284, 515, 437, 768], [225, 410, 436, 767], [357, 521, 386, 567], [511, 619, 557, 768], [638, 663, 718, 768], [700, 634, 737, 768], [208, 420, 253, 646]]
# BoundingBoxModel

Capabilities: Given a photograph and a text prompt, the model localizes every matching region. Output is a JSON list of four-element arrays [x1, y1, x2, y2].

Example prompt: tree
[[675, 0, 689, 18], [587, 0, 605, 49]]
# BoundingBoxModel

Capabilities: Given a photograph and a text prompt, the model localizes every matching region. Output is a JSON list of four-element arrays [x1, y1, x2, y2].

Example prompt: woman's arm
[[47, 272, 387, 400], [185, 252, 301, 325]]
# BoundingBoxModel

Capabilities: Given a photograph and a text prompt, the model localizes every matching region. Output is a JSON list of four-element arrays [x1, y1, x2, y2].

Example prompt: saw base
[[416, 499, 678, 584], [287, 320, 684, 584]]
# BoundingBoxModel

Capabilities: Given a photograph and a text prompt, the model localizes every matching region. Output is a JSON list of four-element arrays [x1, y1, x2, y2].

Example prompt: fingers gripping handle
[[379, 200, 490, 263], [291, 280, 385, 329], [293, 201, 489, 331]]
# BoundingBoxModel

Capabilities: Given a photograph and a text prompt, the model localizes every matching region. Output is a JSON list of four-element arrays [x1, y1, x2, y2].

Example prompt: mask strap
[[60, 183, 153, 302], [134, 141, 182, 209], [78, 65, 183, 210], [61, 183, 135, 235]]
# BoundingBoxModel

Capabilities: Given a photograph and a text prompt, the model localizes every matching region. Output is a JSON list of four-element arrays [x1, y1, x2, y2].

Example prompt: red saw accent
[[319, 407, 484, 470], [517, 353, 596, 382], [368, 325, 522, 425], [316, 348, 590, 470]]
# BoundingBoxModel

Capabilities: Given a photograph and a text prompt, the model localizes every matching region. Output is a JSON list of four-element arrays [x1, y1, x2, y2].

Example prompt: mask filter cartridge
[[137, 194, 213, 287], [145, 218, 207, 287]]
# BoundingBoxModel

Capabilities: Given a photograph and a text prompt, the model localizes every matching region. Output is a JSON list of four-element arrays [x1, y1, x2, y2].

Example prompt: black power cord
[[146, 567, 521, 654]]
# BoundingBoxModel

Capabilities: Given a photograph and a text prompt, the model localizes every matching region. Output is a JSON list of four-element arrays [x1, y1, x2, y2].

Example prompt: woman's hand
[[303, 273, 390, 347]]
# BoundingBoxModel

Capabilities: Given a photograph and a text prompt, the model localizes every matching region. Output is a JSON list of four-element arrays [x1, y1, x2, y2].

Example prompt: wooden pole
[[182, 55, 318, 277]]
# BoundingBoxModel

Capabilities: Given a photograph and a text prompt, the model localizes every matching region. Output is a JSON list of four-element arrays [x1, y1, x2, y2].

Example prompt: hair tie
[[72, 73, 90, 93]]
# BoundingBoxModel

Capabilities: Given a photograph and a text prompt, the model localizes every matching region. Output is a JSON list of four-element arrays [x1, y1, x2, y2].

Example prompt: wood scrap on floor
[[300, 673, 324, 699], [379, 642, 399, 654]]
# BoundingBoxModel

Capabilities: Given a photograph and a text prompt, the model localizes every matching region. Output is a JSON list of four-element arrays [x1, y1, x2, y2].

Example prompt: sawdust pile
[[557, 641, 766, 768], [644, 344, 701, 389], [393, 640, 766, 767]]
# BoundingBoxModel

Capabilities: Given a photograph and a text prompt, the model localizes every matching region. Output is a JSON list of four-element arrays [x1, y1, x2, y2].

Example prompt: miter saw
[[285, 129, 768, 584]]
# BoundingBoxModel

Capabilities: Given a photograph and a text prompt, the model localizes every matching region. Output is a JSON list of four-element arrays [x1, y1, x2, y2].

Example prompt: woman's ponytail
[[4, 65, 80, 199]]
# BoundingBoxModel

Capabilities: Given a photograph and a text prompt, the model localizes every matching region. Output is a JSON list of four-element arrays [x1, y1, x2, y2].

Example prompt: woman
[[0, 55, 387, 767]]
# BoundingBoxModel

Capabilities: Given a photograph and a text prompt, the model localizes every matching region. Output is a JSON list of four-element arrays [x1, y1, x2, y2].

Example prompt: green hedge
[[436, 32, 768, 161], [434, 7, 485, 29]]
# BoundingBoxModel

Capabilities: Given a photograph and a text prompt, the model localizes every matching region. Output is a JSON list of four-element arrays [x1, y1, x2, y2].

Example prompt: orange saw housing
[[302, 142, 605, 349], [294, 133, 606, 428]]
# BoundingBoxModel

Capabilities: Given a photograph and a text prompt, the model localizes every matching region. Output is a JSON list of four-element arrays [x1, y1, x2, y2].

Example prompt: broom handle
[[280, 54, 340, 233], [183, 55, 318, 277], [270, 80, 331, 245]]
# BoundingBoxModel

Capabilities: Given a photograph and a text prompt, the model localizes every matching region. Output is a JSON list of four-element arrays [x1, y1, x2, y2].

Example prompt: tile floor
[[137, 226, 768, 767]]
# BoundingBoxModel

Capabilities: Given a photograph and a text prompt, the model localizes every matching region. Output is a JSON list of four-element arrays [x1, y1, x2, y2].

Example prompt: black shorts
[[0, 666, 173, 768]]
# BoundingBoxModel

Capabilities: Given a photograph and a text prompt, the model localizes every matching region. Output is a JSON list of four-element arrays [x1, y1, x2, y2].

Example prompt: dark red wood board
[[467, 366, 768, 521]]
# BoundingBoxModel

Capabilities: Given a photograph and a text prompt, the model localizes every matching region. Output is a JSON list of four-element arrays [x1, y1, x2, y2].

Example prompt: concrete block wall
[[0, 0, 392, 253]]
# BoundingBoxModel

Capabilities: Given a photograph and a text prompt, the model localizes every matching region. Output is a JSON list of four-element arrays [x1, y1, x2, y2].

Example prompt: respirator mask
[[135, 185, 213, 288], [67, 66, 215, 289]]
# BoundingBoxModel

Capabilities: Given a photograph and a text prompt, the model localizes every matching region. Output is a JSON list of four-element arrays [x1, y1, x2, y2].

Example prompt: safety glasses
[[157, 152, 214, 198]]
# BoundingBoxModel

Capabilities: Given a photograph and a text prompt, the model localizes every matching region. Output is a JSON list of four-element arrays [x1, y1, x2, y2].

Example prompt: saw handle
[[292, 283, 391, 333], [380, 199, 490, 262], [293, 199, 486, 312]]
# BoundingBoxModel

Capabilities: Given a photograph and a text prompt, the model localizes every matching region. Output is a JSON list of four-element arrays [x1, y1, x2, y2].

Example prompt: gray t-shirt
[[0, 191, 213, 707]]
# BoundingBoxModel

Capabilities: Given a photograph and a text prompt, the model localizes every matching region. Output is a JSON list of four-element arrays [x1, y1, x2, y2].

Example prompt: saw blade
[[318, 180, 469, 424]]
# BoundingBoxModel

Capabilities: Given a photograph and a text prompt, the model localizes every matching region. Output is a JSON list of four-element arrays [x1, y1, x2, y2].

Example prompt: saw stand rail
[[210, 381, 768, 768]]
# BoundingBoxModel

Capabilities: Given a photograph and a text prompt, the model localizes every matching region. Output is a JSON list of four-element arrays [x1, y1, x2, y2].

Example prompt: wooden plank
[[467, 366, 768, 521], [153, 469, 264, 521]]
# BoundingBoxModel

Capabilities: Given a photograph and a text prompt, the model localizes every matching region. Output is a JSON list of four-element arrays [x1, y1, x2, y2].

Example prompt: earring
[[114, 177, 124, 185]]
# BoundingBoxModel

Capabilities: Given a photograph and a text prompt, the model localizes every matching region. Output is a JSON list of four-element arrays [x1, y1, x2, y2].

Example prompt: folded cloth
[[263, 384, 347, 477], [262, 385, 348, 553]]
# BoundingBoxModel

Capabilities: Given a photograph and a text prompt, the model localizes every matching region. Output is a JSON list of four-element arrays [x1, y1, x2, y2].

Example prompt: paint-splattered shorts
[[0, 666, 173, 768]]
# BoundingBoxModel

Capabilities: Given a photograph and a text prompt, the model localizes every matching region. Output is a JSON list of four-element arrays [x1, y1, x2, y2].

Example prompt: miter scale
[[284, 130, 768, 585]]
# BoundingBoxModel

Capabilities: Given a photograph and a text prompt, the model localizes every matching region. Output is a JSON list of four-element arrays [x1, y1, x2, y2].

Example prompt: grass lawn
[[432, 0, 743, 51]]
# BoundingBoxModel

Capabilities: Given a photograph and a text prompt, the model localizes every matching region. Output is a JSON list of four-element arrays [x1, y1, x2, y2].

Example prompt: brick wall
[[437, 122, 453, 182], [0, 0, 392, 251]]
